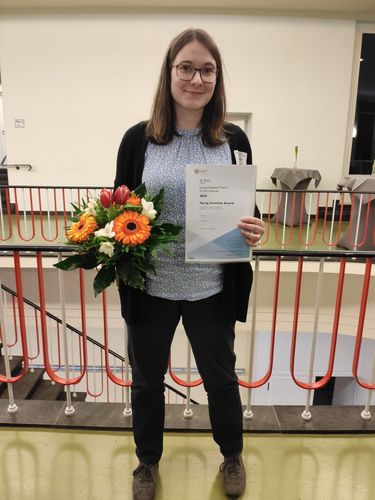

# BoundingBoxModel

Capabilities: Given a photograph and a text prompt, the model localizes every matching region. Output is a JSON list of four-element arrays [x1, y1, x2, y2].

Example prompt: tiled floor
[[0, 427, 374, 500]]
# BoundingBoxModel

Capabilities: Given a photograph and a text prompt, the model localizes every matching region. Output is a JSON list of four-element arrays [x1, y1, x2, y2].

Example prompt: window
[[350, 33, 375, 174]]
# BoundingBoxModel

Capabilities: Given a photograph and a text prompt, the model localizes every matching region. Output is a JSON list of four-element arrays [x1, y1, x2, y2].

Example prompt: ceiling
[[0, 0, 374, 21]]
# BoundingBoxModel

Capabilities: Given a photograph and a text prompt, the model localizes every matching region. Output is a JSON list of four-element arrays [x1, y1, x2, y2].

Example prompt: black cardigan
[[114, 121, 256, 325]]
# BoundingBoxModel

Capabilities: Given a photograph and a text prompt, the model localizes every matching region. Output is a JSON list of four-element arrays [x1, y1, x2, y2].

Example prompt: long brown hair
[[146, 28, 227, 146]]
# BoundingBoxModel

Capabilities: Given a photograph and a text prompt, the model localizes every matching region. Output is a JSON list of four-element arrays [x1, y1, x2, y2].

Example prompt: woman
[[114, 28, 265, 500]]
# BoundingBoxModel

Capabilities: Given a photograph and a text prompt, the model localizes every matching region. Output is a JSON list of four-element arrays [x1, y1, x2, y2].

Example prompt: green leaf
[[66, 215, 80, 223], [120, 204, 142, 213], [135, 257, 155, 273], [150, 248, 159, 259], [159, 222, 183, 236], [54, 253, 98, 271], [93, 266, 116, 296], [147, 231, 181, 248], [133, 183, 147, 198], [71, 202, 82, 214], [116, 257, 145, 290], [152, 188, 164, 218]]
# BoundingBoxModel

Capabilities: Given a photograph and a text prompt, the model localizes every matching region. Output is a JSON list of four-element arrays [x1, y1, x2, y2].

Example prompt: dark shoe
[[132, 462, 158, 500], [219, 454, 246, 497]]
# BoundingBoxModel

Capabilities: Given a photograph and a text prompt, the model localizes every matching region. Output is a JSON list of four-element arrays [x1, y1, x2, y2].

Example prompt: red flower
[[113, 185, 130, 205], [100, 188, 112, 208]]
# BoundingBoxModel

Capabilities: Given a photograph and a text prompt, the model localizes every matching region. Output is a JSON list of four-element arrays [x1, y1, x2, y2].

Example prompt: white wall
[[0, 13, 357, 189], [0, 93, 5, 162]]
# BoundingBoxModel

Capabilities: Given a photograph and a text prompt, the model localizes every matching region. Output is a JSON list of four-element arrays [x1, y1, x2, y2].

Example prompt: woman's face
[[170, 40, 217, 119]]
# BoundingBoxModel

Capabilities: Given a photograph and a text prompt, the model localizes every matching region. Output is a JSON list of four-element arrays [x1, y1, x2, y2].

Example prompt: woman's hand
[[238, 216, 265, 247]]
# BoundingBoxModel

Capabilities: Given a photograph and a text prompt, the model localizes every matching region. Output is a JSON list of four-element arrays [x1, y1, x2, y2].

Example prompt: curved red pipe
[[258, 192, 272, 245], [14, 188, 35, 241], [38, 188, 59, 242], [36, 252, 87, 384], [275, 192, 296, 246], [0, 251, 29, 383], [168, 353, 203, 388], [238, 256, 280, 389], [298, 192, 320, 247], [102, 289, 132, 387], [0, 188, 12, 241], [290, 257, 346, 390], [352, 258, 374, 389]]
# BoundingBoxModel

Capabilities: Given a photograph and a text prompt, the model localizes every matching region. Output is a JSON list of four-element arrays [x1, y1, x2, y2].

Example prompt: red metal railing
[[353, 258, 374, 390], [237, 256, 280, 389], [0, 247, 373, 415], [168, 355, 203, 388], [298, 192, 320, 247], [102, 290, 131, 388], [0, 252, 29, 383], [38, 188, 59, 242], [0, 188, 13, 241], [14, 188, 36, 241], [0, 186, 373, 253], [0, 182, 375, 416], [36, 252, 87, 385], [289, 257, 346, 390]]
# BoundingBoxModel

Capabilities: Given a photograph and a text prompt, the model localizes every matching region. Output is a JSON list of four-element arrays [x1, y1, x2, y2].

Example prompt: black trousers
[[127, 292, 243, 465]]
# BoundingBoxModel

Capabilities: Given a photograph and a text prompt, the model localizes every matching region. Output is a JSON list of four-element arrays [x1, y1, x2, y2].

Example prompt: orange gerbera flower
[[126, 194, 141, 206], [113, 211, 151, 246], [66, 214, 98, 243]]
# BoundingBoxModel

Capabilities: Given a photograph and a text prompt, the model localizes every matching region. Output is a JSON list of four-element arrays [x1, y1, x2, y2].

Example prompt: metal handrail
[[0, 245, 374, 258], [0, 185, 373, 250], [1, 184, 374, 194], [0, 165, 32, 171], [0, 248, 373, 417], [0, 278, 197, 403]]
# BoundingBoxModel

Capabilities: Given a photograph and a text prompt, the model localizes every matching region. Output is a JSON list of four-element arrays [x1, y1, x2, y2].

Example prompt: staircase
[[0, 284, 187, 409], [0, 343, 87, 403]]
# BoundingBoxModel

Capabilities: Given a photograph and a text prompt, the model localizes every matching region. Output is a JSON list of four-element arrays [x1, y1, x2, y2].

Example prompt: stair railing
[[0, 256, 197, 413]]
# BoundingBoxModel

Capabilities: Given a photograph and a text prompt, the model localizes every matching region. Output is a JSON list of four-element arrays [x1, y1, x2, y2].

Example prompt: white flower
[[99, 241, 115, 257], [84, 198, 98, 216], [141, 199, 157, 220], [94, 221, 115, 238]]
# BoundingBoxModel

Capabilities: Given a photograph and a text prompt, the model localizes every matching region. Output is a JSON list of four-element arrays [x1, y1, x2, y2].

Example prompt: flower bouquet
[[54, 184, 182, 295]]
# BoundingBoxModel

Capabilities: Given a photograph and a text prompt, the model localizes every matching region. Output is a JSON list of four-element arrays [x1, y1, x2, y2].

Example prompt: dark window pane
[[350, 34, 375, 175]]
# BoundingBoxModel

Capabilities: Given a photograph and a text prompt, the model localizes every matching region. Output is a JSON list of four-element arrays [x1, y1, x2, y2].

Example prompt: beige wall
[[0, 13, 357, 188]]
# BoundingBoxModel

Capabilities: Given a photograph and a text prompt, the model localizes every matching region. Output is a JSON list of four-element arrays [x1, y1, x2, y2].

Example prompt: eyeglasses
[[172, 63, 218, 83]]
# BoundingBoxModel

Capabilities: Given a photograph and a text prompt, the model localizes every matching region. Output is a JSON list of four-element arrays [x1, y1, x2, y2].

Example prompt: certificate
[[185, 164, 257, 263]]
